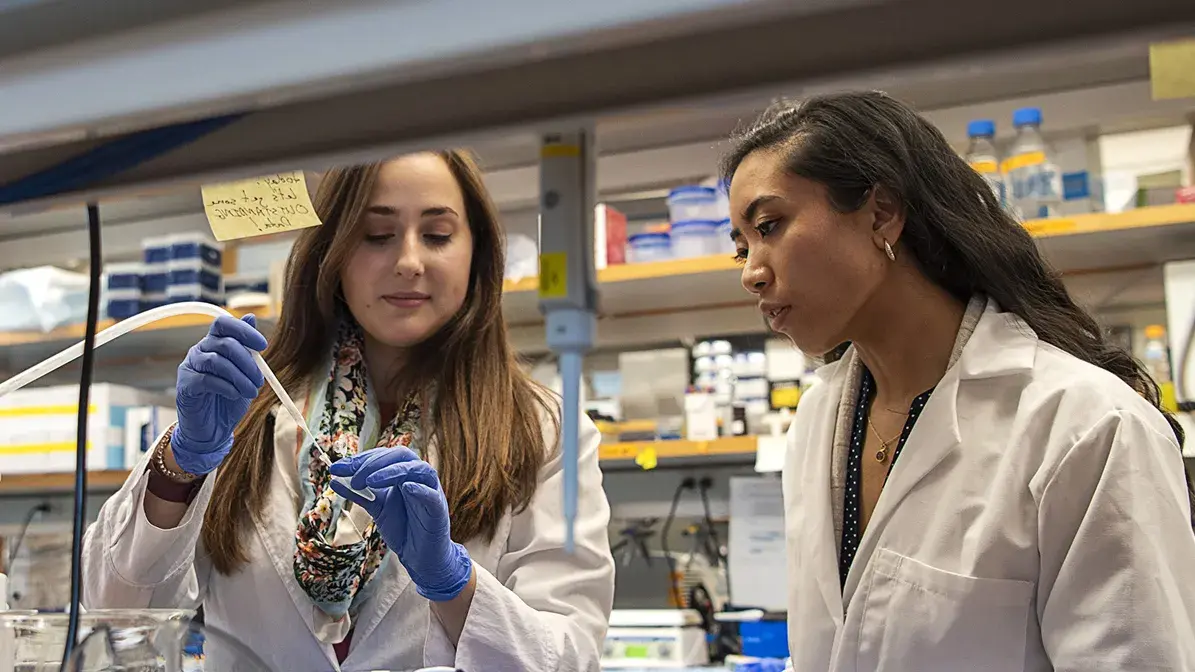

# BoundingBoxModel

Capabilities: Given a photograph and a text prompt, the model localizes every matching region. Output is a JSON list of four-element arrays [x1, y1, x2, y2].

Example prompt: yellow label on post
[[538, 252, 568, 299], [635, 446, 658, 471], [770, 385, 801, 409], [541, 144, 581, 158], [1150, 39, 1195, 100], [201, 171, 323, 241]]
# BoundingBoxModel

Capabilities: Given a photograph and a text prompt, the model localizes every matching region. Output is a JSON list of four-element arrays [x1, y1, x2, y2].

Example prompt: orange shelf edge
[[0, 306, 273, 348], [504, 204, 1195, 293], [0, 438, 761, 492]]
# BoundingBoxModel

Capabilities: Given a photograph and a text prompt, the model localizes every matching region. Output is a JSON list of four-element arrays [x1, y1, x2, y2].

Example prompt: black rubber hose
[[62, 202, 101, 664]]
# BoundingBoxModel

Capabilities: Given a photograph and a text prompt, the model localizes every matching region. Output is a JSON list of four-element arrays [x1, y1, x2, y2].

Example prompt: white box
[[0, 384, 172, 474], [683, 392, 718, 441]]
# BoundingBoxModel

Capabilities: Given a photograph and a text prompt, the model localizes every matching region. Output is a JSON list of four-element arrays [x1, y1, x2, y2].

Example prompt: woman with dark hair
[[82, 151, 615, 671], [724, 91, 1195, 670]]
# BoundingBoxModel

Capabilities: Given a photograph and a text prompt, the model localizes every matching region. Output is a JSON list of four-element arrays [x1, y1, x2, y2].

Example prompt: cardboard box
[[595, 204, 628, 269], [0, 384, 172, 474]]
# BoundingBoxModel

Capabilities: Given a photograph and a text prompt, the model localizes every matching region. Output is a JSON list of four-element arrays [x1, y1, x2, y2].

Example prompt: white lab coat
[[784, 300, 1195, 671], [82, 397, 615, 672]]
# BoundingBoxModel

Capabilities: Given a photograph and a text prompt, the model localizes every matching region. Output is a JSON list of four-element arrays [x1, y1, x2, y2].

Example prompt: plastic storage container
[[670, 220, 721, 258], [224, 273, 270, 296], [106, 288, 142, 319], [965, 119, 1006, 206], [627, 232, 672, 264], [667, 185, 720, 223], [168, 259, 223, 293], [716, 219, 736, 255], [170, 232, 224, 267], [141, 235, 173, 265], [166, 284, 223, 305], [104, 262, 144, 291], [142, 269, 169, 294]]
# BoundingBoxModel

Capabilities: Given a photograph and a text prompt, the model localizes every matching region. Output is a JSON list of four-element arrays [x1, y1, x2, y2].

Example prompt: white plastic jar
[[627, 232, 672, 263], [667, 186, 720, 223], [670, 220, 721, 258]]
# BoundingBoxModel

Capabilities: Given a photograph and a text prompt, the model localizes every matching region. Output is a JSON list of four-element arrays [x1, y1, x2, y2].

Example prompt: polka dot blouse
[[839, 366, 934, 588]]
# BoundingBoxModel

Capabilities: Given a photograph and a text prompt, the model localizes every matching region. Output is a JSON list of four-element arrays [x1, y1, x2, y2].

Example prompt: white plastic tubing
[[0, 301, 373, 501]]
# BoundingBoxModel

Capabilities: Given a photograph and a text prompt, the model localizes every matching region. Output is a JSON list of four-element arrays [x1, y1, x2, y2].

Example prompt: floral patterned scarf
[[293, 320, 421, 619]]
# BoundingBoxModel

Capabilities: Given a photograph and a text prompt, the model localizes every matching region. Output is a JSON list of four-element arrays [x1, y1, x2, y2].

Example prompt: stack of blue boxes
[[143, 233, 225, 308], [103, 234, 226, 320]]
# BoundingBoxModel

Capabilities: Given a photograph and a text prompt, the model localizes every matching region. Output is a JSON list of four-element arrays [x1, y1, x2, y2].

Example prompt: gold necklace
[[867, 416, 902, 463]]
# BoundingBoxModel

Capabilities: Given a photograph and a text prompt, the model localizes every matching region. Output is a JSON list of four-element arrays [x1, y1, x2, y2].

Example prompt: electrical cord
[[659, 477, 695, 607], [697, 476, 732, 606], [62, 203, 101, 665], [5, 502, 50, 573]]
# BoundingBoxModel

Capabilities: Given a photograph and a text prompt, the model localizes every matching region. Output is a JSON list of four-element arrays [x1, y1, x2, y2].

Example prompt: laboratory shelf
[[598, 436, 762, 472], [505, 204, 1195, 352], [0, 308, 275, 389], [0, 470, 130, 496], [0, 205, 1191, 371], [0, 437, 767, 495]]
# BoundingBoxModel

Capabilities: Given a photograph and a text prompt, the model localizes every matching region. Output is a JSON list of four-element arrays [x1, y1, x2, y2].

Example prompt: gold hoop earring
[[884, 240, 896, 262]]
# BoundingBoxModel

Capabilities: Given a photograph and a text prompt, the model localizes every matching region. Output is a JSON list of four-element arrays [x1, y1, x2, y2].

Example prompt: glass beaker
[[64, 613, 272, 672]]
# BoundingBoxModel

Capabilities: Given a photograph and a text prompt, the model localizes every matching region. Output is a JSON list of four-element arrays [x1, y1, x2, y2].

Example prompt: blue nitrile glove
[[172, 315, 267, 475], [329, 447, 473, 601]]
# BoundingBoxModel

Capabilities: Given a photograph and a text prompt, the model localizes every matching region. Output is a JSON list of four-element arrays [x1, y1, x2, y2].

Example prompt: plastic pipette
[[0, 302, 374, 504], [254, 355, 374, 502]]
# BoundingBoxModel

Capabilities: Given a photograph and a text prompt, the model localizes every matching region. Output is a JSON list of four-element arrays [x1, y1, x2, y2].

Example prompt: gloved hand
[[172, 315, 267, 475], [329, 447, 473, 602]]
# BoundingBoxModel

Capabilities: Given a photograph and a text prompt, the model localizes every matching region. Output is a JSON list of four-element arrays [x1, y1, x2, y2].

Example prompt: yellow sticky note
[[1150, 39, 1195, 100], [635, 446, 658, 471], [538, 252, 568, 299], [201, 171, 323, 241]]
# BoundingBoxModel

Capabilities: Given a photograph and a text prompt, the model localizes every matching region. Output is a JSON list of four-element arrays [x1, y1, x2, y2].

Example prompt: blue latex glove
[[172, 315, 267, 475], [329, 447, 473, 602]]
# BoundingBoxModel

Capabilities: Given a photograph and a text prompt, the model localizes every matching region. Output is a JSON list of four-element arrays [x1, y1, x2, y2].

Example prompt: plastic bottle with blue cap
[[964, 119, 1006, 208], [1005, 107, 1061, 220]]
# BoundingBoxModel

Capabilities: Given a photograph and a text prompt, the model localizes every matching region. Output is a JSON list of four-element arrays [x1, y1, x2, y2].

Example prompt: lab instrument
[[537, 128, 599, 552], [602, 609, 710, 669]]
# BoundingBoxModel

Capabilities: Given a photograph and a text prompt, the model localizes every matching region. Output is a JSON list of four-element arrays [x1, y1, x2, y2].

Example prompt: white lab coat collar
[[800, 299, 1040, 623]]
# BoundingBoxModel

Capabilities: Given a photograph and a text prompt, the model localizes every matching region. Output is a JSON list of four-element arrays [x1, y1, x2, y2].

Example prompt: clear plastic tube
[[0, 302, 374, 503]]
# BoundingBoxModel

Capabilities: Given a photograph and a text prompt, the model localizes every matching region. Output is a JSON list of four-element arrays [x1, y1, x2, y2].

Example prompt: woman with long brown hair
[[82, 151, 615, 671]]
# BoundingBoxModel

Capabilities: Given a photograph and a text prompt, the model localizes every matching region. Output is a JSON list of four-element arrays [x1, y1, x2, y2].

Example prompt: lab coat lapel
[[799, 363, 849, 626], [844, 366, 963, 600]]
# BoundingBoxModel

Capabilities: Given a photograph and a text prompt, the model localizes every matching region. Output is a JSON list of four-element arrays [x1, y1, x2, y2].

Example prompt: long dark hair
[[203, 151, 555, 574], [721, 91, 1191, 514]]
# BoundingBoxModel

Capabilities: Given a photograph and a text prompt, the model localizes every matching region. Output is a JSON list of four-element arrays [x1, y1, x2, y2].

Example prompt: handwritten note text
[[201, 171, 323, 241]]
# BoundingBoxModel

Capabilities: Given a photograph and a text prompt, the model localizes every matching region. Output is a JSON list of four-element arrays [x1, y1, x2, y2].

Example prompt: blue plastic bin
[[740, 620, 789, 659]]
